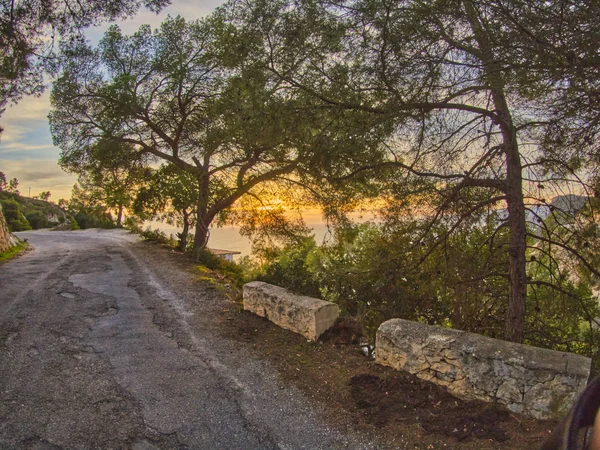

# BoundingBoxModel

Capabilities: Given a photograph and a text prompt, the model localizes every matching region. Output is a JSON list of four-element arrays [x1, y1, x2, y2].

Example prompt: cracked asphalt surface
[[0, 229, 375, 450]]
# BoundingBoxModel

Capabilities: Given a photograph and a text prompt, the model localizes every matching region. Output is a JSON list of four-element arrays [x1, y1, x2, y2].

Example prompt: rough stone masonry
[[243, 281, 340, 341], [376, 318, 591, 419]]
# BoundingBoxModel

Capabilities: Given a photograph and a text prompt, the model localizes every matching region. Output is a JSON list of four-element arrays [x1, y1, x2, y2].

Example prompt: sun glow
[[256, 198, 285, 211]]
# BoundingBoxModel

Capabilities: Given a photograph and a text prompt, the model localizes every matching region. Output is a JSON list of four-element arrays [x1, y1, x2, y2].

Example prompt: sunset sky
[[0, 0, 225, 201]]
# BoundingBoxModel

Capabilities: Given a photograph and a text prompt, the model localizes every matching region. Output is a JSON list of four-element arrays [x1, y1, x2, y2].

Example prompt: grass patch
[[0, 240, 28, 262], [194, 264, 242, 300]]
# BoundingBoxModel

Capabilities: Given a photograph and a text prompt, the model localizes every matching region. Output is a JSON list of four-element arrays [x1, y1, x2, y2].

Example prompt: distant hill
[[0, 192, 72, 231], [550, 194, 588, 215]]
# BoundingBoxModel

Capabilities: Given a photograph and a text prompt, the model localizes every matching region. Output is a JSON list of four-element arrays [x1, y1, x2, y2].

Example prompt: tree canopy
[[49, 0, 600, 348], [221, 0, 600, 342], [61, 138, 149, 226], [50, 15, 373, 254], [0, 0, 170, 121]]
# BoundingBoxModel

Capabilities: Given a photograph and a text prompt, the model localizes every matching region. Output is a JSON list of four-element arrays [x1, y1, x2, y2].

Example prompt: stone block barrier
[[243, 281, 340, 341], [376, 318, 591, 419]]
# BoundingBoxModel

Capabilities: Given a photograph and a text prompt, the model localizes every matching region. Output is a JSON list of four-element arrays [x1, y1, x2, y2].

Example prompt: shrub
[[25, 211, 50, 229], [244, 217, 600, 356], [72, 210, 115, 229], [195, 247, 244, 287], [123, 216, 144, 233], [0, 199, 31, 231], [139, 226, 172, 244], [254, 237, 322, 299]]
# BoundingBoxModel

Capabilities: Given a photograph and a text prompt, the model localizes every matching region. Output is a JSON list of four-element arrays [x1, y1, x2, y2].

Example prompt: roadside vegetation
[[244, 209, 600, 358], [3, 0, 598, 358], [0, 173, 71, 231], [0, 239, 28, 262], [0, 171, 128, 231]]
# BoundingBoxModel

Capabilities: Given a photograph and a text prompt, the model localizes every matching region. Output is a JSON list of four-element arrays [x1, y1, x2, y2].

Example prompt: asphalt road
[[0, 230, 373, 450]]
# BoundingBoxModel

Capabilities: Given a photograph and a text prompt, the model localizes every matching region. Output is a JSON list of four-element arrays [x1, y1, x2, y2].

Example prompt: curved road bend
[[0, 229, 375, 450]]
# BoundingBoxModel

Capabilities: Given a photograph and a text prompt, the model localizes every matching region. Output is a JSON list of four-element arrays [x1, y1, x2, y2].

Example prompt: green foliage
[[37, 191, 51, 201], [246, 213, 599, 355], [0, 188, 71, 230], [41, 0, 600, 350], [0, 0, 169, 119], [69, 218, 80, 230], [73, 210, 116, 229], [526, 278, 599, 357], [0, 198, 31, 231], [25, 211, 50, 229], [138, 227, 176, 246], [222, 0, 600, 343], [50, 14, 373, 253], [313, 220, 509, 342], [0, 173, 20, 194], [62, 184, 118, 229], [61, 139, 149, 227], [0, 240, 28, 262], [523, 198, 600, 356], [195, 247, 244, 288], [253, 237, 322, 299], [133, 165, 198, 250], [122, 215, 144, 233]]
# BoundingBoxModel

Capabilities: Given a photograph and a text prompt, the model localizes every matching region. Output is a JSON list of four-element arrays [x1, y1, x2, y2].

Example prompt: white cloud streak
[[0, 160, 76, 200]]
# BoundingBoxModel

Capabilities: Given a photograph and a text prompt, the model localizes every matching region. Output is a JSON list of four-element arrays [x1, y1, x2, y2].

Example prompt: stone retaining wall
[[243, 281, 339, 341], [376, 318, 591, 419]]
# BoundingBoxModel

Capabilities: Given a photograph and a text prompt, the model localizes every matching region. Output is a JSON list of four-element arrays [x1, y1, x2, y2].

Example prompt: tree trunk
[[116, 205, 123, 227], [178, 210, 190, 251], [193, 171, 211, 256], [504, 143, 528, 343], [464, 0, 527, 342], [193, 215, 210, 252]]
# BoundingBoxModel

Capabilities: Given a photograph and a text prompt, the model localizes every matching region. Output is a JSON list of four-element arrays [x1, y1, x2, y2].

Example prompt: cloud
[[0, 92, 60, 162], [2, 91, 51, 123], [87, 0, 226, 39], [0, 144, 55, 154], [0, 159, 76, 200]]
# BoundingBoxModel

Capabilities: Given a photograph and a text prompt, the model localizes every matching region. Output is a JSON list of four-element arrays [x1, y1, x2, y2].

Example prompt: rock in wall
[[376, 318, 591, 419], [0, 203, 17, 253]]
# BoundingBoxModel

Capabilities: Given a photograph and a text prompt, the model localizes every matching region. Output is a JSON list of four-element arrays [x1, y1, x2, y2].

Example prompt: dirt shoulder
[[137, 240, 557, 450], [219, 310, 556, 450]]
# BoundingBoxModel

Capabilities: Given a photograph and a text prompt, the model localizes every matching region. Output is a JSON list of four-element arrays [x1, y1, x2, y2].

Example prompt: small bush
[[254, 237, 322, 299], [26, 211, 50, 229], [195, 247, 244, 287], [1, 199, 32, 231], [52, 219, 80, 231], [138, 227, 178, 248], [123, 216, 144, 233], [73, 210, 115, 229], [8, 218, 32, 231]]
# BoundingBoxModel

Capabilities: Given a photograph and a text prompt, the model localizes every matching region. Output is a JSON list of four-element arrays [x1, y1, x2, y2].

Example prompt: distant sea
[[146, 222, 341, 259], [147, 211, 376, 259], [147, 194, 587, 260]]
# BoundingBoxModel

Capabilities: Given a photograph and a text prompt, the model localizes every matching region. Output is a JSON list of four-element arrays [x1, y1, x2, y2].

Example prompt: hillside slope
[[0, 204, 18, 252], [0, 192, 70, 230]]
